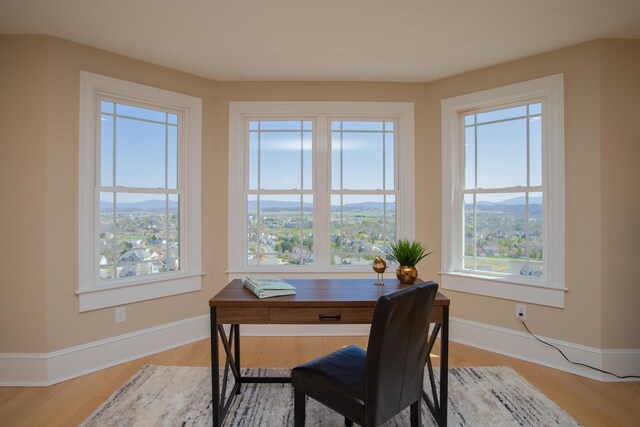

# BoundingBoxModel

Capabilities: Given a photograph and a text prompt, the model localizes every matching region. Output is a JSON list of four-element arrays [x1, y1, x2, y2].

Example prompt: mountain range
[[100, 199, 178, 212], [100, 195, 541, 212]]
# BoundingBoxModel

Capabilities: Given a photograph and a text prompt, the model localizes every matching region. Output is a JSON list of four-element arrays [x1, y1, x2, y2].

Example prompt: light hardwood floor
[[0, 337, 638, 426]]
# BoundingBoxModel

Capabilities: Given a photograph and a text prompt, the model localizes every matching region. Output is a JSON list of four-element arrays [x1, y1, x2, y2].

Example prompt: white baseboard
[[449, 317, 640, 382], [0, 315, 209, 386], [2, 314, 637, 386]]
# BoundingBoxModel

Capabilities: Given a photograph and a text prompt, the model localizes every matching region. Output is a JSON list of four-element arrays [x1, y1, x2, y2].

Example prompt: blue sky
[[100, 105, 542, 206]]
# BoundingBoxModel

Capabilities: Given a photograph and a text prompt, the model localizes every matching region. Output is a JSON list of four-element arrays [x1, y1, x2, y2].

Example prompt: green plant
[[388, 239, 433, 267]]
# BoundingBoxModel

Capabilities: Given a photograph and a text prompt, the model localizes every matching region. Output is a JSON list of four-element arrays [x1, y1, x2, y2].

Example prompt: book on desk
[[242, 275, 296, 299]]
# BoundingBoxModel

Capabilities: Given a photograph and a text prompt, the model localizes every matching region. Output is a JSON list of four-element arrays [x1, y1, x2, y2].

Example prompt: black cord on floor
[[519, 320, 640, 380]]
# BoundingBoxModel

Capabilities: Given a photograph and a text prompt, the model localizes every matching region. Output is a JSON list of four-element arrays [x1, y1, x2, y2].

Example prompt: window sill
[[77, 272, 203, 312], [440, 271, 566, 308], [227, 267, 394, 280]]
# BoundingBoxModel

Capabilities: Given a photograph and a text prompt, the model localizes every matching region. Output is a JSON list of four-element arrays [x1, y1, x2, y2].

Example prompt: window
[[229, 102, 414, 274], [78, 72, 202, 311], [441, 75, 565, 307]]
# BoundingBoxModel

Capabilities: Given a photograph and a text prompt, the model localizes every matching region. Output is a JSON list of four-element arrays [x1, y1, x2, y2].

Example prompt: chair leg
[[294, 389, 306, 427], [344, 417, 353, 426], [410, 399, 421, 427]]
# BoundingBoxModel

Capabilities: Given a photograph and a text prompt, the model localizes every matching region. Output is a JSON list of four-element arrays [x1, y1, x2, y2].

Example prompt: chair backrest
[[364, 281, 438, 426]]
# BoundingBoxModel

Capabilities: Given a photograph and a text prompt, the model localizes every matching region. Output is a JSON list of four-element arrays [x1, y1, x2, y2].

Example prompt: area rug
[[81, 366, 579, 426]]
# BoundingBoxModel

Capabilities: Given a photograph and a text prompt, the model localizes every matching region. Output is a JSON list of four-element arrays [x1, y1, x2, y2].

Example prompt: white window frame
[[77, 71, 202, 312], [228, 101, 415, 276], [441, 74, 566, 308]]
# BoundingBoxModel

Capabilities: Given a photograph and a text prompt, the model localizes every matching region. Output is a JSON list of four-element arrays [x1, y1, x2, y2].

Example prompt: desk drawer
[[270, 307, 374, 324], [216, 307, 269, 324]]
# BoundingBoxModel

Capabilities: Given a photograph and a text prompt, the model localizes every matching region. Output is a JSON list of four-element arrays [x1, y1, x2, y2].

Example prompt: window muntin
[[97, 99, 182, 283], [461, 102, 544, 280]]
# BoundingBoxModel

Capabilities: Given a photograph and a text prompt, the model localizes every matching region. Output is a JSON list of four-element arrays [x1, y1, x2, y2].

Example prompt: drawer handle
[[319, 314, 341, 320]]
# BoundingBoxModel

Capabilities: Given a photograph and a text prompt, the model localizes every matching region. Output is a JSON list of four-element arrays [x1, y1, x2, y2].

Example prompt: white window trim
[[77, 71, 203, 312], [228, 101, 415, 275], [441, 74, 565, 308]]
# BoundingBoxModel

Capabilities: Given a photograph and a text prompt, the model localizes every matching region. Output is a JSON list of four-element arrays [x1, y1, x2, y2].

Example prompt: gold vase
[[395, 266, 418, 284]]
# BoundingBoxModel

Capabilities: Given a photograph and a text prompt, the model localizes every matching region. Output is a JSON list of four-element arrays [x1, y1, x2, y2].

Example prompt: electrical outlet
[[516, 304, 527, 321], [115, 306, 126, 323]]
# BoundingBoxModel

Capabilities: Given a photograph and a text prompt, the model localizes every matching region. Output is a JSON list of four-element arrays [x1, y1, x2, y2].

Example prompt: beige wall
[[0, 37, 49, 352], [1, 36, 223, 352], [423, 41, 605, 347], [1, 35, 637, 353], [599, 39, 640, 348]]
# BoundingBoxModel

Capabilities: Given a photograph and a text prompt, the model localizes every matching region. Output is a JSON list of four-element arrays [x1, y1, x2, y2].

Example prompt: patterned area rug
[[81, 365, 579, 426]]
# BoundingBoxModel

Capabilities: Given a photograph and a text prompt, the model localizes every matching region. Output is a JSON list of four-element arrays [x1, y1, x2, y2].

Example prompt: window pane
[[115, 117, 166, 188], [301, 194, 314, 265], [100, 114, 114, 186], [168, 114, 178, 125], [260, 131, 302, 190], [247, 195, 258, 265], [526, 192, 543, 277], [330, 194, 344, 264], [385, 195, 396, 250], [116, 103, 167, 122], [477, 118, 527, 188], [167, 125, 178, 189], [463, 194, 475, 261], [114, 193, 168, 279], [341, 121, 383, 131], [384, 133, 395, 190], [330, 194, 387, 266], [302, 131, 312, 190], [384, 121, 394, 131], [248, 131, 259, 190], [259, 121, 302, 131], [99, 192, 117, 280], [464, 114, 475, 126], [341, 132, 384, 190], [529, 116, 542, 186], [477, 105, 527, 123], [529, 103, 542, 115], [166, 194, 180, 272], [101, 101, 114, 114], [464, 126, 475, 189], [331, 132, 341, 190]]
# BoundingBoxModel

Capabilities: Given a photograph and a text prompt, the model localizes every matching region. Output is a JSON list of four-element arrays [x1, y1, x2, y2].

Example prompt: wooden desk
[[209, 279, 450, 426]]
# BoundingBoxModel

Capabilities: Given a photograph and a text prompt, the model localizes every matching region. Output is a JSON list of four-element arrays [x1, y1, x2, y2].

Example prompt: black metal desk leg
[[440, 305, 449, 427], [234, 324, 241, 394], [211, 307, 220, 427]]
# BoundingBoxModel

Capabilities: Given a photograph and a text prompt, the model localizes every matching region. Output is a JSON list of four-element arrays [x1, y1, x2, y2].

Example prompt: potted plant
[[388, 239, 433, 284]]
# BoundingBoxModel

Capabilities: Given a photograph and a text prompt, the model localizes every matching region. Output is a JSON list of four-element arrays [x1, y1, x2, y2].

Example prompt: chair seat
[[291, 345, 366, 422]]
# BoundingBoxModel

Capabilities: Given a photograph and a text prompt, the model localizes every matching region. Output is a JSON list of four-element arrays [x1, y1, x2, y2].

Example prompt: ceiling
[[1, 0, 639, 82]]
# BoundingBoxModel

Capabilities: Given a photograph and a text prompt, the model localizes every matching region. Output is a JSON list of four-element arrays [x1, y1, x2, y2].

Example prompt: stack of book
[[242, 275, 296, 299]]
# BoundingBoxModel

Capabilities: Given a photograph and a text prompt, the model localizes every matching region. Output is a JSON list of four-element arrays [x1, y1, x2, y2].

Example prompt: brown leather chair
[[291, 281, 439, 427]]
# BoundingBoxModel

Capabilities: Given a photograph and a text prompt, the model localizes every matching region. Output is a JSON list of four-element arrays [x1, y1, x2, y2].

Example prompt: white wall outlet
[[115, 306, 126, 323], [516, 304, 527, 321]]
